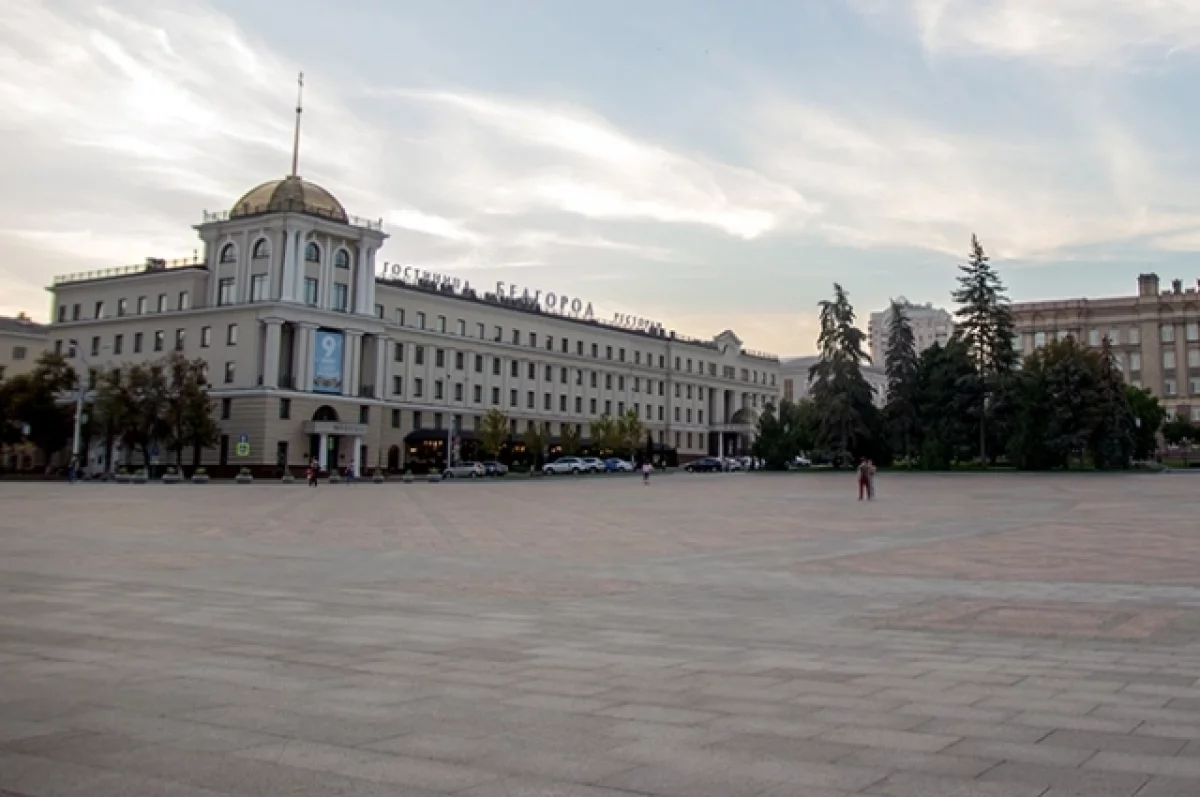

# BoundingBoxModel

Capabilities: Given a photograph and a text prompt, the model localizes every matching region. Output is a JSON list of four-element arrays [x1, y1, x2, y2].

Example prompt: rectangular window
[[699, 410, 704, 424], [510, 389, 517, 407], [675, 432, 681, 448], [618, 401, 625, 415], [1162, 324, 1176, 343], [544, 393, 551, 410], [455, 383, 464, 402], [1034, 331, 1046, 348], [359, 406, 369, 424], [674, 407, 681, 421], [561, 338, 569, 354], [577, 341, 584, 355], [456, 319, 465, 336], [658, 406, 664, 420], [133, 332, 143, 354], [279, 398, 291, 419], [528, 362, 536, 379], [605, 400, 612, 415], [560, 368, 568, 384], [512, 329, 521, 345], [153, 330, 164, 352], [474, 354, 483, 373], [658, 381, 664, 396], [332, 284, 348, 311], [413, 411, 423, 430], [416, 312, 426, 329], [437, 315, 446, 333], [218, 279, 234, 305], [455, 351, 464, 370], [1088, 329, 1100, 347], [89, 335, 100, 357], [590, 398, 597, 414], [492, 387, 500, 405], [574, 396, 582, 413], [1107, 328, 1120, 346], [545, 365, 553, 381], [1189, 378, 1200, 397], [530, 333, 538, 348], [1130, 326, 1141, 345], [591, 372, 598, 388], [116, 298, 127, 317], [94, 301, 104, 318], [527, 391, 534, 408], [511, 360, 519, 378], [221, 398, 232, 419], [11, 345, 25, 361], [635, 351, 641, 365], [687, 432, 693, 449], [375, 304, 384, 318], [224, 362, 235, 384], [1164, 351, 1177, 370], [591, 343, 598, 358], [473, 385, 482, 403], [113, 334, 123, 355], [1165, 379, 1178, 397], [393, 342, 404, 362], [619, 376, 625, 391], [435, 380, 444, 400], [250, 274, 267, 302], [415, 346, 425, 365], [686, 408, 693, 422], [175, 329, 185, 351], [72, 303, 81, 320], [1130, 352, 1142, 371], [476, 322, 485, 339], [1188, 322, 1199, 342], [435, 349, 445, 368], [559, 395, 567, 412], [1189, 349, 1200, 369], [546, 336, 554, 351], [396, 308, 405, 326], [179, 291, 190, 310], [493, 358, 501, 376], [303, 278, 318, 305], [391, 409, 401, 428], [57, 305, 66, 322], [494, 325, 502, 342], [605, 346, 613, 360], [227, 324, 238, 345], [393, 376, 403, 395], [136, 297, 146, 315], [414, 378, 424, 397]]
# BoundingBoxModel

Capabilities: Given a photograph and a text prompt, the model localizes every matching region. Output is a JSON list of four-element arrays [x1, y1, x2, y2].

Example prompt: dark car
[[684, 457, 724, 473]]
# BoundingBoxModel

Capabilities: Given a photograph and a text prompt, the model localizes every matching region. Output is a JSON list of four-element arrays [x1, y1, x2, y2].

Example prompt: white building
[[779, 356, 887, 407], [867, 298, 954, 365]]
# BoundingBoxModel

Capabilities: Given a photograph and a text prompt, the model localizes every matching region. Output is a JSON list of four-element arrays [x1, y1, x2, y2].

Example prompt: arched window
[[251, 239, 269, 259], [334, 249, 350, 269], [219, 243, 236, 264], [305, 242, 321, 263]]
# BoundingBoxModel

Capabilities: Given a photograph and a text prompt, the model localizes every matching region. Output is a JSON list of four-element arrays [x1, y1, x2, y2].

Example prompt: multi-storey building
[[46, 173, 779, 476], [0, 314, 48, 380], [1011, 273, 1200, 423], [779, 356, 887, 407], [867, 299, 954, 365]]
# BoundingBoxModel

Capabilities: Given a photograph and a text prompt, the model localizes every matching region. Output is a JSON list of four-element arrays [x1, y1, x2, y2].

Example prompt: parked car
[[483, 461, 508, 477], [579, 457, 606, 473], [685, 457, 725, 473], [788, 456, 811, 469], [543, 456, 585, 475], [443, 461, 485, 479], [723, 458, 744, 472], [604, 458, 634, 472]]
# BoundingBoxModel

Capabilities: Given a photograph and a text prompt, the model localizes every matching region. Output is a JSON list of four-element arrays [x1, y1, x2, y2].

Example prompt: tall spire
[[290, 72, 304, 177]]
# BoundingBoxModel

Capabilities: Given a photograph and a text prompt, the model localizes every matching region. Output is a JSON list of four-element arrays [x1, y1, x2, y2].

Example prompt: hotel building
[[867, 299, 954, 365], [45, 174, 779, 476], [1011, 273, 1200, 423]]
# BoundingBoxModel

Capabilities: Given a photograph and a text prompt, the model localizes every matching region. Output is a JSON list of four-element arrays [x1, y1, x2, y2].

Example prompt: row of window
[[58, 292, 191, 323], [376, 308, 775, 385], [216, 276, 347, 309], [56, 324, 239, 359], [218, 241, 351, 268], [1019, 323, 1200, 351], [1161, 378, 1200, 398]]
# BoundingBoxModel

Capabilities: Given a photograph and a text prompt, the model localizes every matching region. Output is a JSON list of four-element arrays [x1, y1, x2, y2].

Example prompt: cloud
[[893, 0, 1200, 67]]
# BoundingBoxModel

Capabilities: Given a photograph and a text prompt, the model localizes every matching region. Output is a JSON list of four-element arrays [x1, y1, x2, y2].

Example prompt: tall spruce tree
[[883, 299, 919, 462], [1088, 336, 1135, 470], [808, 284, 877, 466], [951, 235, 1016, 462]]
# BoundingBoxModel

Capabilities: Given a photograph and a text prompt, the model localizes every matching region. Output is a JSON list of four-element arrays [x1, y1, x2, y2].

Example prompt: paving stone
[[820, 727, 960, 752], [979, 761, 1148, 795], [1134, 776, 1200, 797], [946, 738, 1095, 766], [1084, 751, 1200, 778], [1039, 728, 1186, 756], [863, 771, 1050, 797]]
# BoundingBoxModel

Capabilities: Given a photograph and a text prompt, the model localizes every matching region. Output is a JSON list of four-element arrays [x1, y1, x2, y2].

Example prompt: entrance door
[[327, 435, 339, 474]]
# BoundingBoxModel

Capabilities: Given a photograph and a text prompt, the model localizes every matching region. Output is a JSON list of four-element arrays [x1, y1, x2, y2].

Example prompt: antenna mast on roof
[[290, 72, 304, 177]]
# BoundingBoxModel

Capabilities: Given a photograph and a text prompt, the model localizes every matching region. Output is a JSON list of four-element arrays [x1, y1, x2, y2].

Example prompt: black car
[[684, 457, 724, 473]]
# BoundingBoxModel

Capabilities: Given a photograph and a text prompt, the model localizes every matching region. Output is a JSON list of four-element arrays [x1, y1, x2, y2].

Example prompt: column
[[341, 334, 355, 396], [292, 230, 306, 303], [318, 433, 328, 471], [279, 228, 294, 301], [320, 238, 333, 309], [374, 337, 387, 397], [263, 319, 283, 388], [352, 436, 362, 478], [348, 332, 363, 395], [300, 325, 316, 392], [236, 232, 251, 303]]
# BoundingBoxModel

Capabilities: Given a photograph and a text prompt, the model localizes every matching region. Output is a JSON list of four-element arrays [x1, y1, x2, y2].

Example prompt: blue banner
[[312, 330, 344, 394]]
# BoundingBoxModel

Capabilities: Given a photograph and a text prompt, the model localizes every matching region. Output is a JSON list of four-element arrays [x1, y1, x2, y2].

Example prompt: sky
[[3, 0, 1200, 356]]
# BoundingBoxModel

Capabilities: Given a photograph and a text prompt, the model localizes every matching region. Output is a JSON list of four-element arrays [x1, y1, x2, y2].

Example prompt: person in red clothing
[[857, 458, 872, 500]]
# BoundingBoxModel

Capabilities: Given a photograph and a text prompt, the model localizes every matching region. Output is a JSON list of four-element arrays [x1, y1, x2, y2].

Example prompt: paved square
[[2, 472, 1200, 796]]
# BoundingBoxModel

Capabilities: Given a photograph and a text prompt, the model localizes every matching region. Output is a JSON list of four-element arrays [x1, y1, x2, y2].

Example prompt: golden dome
[[229, 176, 348, 223]]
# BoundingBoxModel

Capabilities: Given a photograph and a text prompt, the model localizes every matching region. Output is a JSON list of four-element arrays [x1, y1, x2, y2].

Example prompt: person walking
[[857, 458, 872, 501], [68, 456, 78, 484], [307, 458, 319, 487], [642, 460, 652, 485], [867, 458, 877, 499]]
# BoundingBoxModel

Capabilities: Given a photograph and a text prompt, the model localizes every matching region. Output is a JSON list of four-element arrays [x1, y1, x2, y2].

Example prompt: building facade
[[779, 356, 887, 407], [1011, 273, 1200, 423], [867, 299, 954, 365], [0, 314, 48, 380], [47, 175, 779, 475]]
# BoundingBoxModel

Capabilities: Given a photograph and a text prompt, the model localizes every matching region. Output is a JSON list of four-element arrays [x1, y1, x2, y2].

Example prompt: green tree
[[1162, 417, 1199, 447], [9, 352, 77, 468], [1005, 338, 1101, 470], [912, 340, 979, 469], [616, 408, 645, 459], [951, 235, 1017, 462], [808, 283, 878, 466], [1088, 337, 1136, 470], [1126, 385, 1166, 460], [478, 408, 510, 459], [523, 423, 548, 470], [882, 300, 919, 462], [91, 367, 131, 472], [161, 354, 219, 469], [751, 399, 816, 470], [589, 414, 619, 454], [560, 423, 582, 456]]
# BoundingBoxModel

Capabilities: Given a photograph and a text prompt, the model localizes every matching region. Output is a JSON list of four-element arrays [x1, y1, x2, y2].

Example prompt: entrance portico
[[303, 415, 368, 477]]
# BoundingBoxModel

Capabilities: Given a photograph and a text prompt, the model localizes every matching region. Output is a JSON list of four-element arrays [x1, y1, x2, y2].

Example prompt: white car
[[723, 458, 744, 472], [443, 461, 485, 479], [543, 457, 585, 475], [579, 457, 605, 473], [790, 456, 812, 469], [604, 458, 634, 472]]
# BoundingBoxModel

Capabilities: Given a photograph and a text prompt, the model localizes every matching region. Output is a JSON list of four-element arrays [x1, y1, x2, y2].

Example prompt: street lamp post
[[67, 339, 88, 480], [446, 372, 454, 470]]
